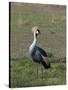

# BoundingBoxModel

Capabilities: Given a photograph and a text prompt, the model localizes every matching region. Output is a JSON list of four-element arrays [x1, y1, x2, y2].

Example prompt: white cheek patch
[[36, 31, 39, 34]]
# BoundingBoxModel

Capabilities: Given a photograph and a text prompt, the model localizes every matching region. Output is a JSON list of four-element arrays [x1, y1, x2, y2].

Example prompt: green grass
[[10, 57, 66, 88], [10, 2, 66, 87]]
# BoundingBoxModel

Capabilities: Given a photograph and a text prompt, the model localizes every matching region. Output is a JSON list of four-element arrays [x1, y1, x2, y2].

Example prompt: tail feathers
[[41, 60, 50, 69]]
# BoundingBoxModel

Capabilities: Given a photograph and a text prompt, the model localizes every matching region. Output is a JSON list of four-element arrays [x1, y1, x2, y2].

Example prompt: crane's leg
[[41, 65, 43, 80], [37, 63, 38, 79]]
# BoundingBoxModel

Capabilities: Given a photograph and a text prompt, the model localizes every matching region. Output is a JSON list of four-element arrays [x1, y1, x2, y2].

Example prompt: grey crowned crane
[[29, 26, 50, 79]]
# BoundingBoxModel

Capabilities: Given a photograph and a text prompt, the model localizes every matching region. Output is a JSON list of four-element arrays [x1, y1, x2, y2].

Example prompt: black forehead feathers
[[37, 29, 40, 33]]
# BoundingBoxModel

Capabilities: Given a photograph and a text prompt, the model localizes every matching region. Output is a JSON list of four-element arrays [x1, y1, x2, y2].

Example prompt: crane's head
[[32, 26, 40, 37]]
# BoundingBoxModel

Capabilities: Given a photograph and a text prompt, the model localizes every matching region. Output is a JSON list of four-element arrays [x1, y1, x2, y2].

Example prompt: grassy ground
[[10, 2, 66, 88], [10, 57, 66, 87]]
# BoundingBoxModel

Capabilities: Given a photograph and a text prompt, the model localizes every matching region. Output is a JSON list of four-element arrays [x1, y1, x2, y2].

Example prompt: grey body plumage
[[30, 46, 50, 68]]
